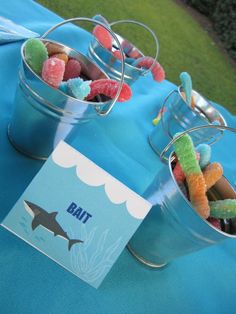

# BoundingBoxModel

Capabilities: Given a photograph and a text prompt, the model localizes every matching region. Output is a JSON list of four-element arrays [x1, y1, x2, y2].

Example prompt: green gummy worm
[[173, 134, 201, 176], [24, 38, 48, 74], [209, 199, 236, 219]]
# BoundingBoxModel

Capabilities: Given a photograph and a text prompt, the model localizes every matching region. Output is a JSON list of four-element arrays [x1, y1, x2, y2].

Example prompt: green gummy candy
[[24, 38, 48, 74], [174, 133, 201, 176], [210, 199, 236, 219]]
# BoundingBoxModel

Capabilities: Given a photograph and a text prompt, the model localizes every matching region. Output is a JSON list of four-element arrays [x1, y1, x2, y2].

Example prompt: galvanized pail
[[149, 87, 227, 161], [128, 125, 236, 268], [88, 19, 159, 85], [8, 17, 126, 160]]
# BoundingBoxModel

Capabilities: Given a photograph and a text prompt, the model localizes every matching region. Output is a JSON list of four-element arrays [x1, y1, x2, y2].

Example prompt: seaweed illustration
[[70, 225, 122, 285]]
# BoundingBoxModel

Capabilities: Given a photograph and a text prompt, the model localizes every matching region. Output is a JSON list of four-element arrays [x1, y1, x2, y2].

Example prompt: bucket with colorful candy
[[88, 17, 165, 85], [149, 72, 227, 161], [8, 17, 131, 160], [128, 125, 236, 268]]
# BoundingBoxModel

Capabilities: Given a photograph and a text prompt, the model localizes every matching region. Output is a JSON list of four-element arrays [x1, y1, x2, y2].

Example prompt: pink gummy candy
[[42, 57, 65, 88], [128, 50, 141, 59], [207, 217, 221, 230], [134, 57, 165, 82], [63, 59, 81, 81], [173, 153, 200, 184], [86, 79, 132, 102], [112, 50, 123, 60], [93, 25, 112, 50]]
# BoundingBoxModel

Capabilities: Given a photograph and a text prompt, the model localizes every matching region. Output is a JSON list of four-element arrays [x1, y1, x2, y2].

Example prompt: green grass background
[[38, 0, 236, 114]]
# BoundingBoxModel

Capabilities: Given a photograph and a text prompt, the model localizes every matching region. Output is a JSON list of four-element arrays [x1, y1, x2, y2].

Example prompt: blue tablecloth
[[1, 1, 236, 313]]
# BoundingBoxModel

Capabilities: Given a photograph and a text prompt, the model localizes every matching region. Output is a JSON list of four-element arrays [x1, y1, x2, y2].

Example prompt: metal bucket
[[88, 19, 159, 85], [149, 87, 227, 161], [128, 125, 236, 268], [8, 17, 126, 160]]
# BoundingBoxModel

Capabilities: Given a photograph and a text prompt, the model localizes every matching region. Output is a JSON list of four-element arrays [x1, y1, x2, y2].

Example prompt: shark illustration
[[23, 200, 83, 251]]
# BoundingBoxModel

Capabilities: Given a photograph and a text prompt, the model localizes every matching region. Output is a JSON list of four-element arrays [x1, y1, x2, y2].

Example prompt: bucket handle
[[41, 17, 126, 116], [110, 19, 159, 76], [160, 124, 236, 162]]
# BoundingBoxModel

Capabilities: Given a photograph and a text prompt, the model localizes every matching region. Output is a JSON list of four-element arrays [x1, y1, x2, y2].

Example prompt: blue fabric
[[0, 1, 236, 313]]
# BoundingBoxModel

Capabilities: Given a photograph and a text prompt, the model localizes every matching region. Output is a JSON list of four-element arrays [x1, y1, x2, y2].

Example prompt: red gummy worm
[[135, 57, 165, 82], [86, 79, 132, 102], [93, 25, 113, 50]]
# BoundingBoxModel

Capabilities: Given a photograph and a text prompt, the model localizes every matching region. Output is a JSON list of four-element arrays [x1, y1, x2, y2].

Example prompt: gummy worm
[[207, 217, 221, 230], [202, 162, 223, 190], [173, 153, 200, 184], [209, 199, 236, 219], [152, 107, 166, 126], [196, 144, 211, 169], [132, 56, 165, 82], [180, 92, 195, 109], [173, 133, 210, 219], [92, 25, 113, 50], [86, 79, 132, 102], [179, 72, 192, 108]]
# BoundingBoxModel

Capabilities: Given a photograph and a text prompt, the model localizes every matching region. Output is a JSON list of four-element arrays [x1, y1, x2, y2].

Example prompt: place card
[[1, 141, 151, 288]]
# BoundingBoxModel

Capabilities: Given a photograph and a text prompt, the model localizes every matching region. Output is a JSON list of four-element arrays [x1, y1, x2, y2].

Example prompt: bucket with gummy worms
[[8, 17, 128, 160], [88, 19, 162, 85], [128, 125, 236, 268], [149, 86, 227, 161]]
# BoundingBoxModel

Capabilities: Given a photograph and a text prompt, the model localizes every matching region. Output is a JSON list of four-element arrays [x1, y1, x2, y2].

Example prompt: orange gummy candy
[[203, 162, 223, 190], [187, 173, 210, 219], [51, 53, 69, 65]]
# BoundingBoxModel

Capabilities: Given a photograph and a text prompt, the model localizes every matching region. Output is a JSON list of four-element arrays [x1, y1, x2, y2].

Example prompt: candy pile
[[92, 14, 165, 83], [172, 133, 236, 233], [24, 38, 132, 102]]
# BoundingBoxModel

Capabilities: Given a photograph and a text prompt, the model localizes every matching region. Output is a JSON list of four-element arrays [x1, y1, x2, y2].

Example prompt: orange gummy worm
[[187, 173, 210, 219], [203, 162, 223, 191]]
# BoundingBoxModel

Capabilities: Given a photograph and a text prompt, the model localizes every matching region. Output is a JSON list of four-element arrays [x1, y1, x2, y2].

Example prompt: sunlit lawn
[[38, 0, 236, 114]]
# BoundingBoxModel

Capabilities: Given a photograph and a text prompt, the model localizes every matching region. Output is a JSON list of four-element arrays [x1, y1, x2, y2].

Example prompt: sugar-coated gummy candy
[[42, 57, 65, 88], [86, 79, 132, 102], [51, 53, 68, 64], [202, 162, 223, 190], [93, 25, 112, 50], [63, 59, 81, 81], [128, 50, 142, 59], [132, 57, 165, 82], [179, 72, 192, 108], [196, 144, 211, 169], [173, 161, 186, 184], [207, 217, 222, 230], [152, 107, 166, 126], [112, 50, 123, 60], [59, 82, 68, 94], [209, 199, 236, 219], [174, 133, 210, 219], [180, 92, 195, 108], [67, 78, 91, 100], [45, 43, 64, 56], [173, 153, 200, 184], [24, 38, 48, 74]]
